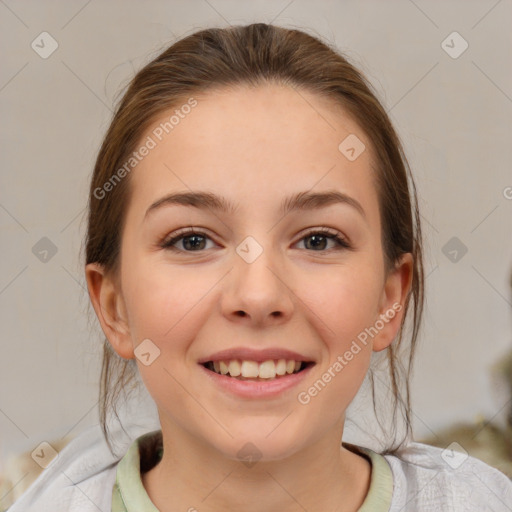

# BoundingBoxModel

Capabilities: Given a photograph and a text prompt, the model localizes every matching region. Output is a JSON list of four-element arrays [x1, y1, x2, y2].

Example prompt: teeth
[[258, 360, 276, 379], [228, 360, 241, 377], [219, 361, 229, 375], [208, 359, 305, 379], [240, 360, 259, 378], [275, 359, 287, 375]]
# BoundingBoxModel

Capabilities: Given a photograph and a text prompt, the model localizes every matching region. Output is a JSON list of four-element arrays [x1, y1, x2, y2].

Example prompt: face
[[87, 83, 411, 462]]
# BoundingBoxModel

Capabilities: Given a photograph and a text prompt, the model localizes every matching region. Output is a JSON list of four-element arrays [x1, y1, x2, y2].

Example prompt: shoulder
[[8, 423, 153, 512], [383, 441, 512, 511]]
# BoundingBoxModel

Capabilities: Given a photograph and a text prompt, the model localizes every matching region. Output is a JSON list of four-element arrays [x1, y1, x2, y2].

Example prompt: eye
[[295, 228, 351, 252], [160, 229, 216, 252]]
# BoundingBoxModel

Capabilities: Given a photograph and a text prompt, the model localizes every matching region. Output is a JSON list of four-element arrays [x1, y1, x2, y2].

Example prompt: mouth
[[200, 359, 315, 381]]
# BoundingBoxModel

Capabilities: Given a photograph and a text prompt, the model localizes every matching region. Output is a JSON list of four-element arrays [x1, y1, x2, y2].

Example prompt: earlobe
[[85, 263, 135, 360], [372, 253, 414, 352]]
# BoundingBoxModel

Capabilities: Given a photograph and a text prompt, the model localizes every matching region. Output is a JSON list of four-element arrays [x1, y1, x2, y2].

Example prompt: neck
[[142, 420, 371, 512]]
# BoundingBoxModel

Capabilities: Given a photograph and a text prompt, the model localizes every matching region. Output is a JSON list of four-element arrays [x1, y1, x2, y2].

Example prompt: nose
[[221, 242, 294, 327]]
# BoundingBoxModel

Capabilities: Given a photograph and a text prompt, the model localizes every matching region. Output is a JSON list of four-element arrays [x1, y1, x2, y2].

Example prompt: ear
[[85, 262, 135, 360], [372, 252, 414, 352]]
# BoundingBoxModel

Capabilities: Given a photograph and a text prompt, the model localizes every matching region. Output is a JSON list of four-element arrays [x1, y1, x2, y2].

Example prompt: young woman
[[10, 22, 512, 512]]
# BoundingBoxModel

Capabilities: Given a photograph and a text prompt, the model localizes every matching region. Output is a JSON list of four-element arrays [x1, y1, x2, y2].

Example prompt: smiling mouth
[[201, 359, 315, 380]]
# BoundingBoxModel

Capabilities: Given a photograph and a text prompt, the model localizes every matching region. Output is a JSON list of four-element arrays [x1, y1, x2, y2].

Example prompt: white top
[[8, 422, 512, 511]]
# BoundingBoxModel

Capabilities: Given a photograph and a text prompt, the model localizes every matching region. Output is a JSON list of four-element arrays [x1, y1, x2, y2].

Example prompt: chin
[[207, 428, 306, 464]]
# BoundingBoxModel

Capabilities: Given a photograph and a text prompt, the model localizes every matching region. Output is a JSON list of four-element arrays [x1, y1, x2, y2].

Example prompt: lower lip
[[198, 363, 315, 399]]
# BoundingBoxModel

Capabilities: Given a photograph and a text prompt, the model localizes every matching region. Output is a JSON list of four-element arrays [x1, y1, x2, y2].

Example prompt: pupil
[[184, 235, 205, 250], [306, 235, 326, 250]]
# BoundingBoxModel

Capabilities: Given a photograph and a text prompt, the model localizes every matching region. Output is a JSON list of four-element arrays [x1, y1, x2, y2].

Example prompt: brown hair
[[84, 23, 424, 455]]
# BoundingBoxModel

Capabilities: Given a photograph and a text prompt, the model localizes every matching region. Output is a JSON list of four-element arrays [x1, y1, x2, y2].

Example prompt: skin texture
[[86, 83, 413, 511]]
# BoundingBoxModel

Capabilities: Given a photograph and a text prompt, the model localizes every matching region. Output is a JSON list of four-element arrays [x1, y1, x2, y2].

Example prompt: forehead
[[127, 83, 379, 224]]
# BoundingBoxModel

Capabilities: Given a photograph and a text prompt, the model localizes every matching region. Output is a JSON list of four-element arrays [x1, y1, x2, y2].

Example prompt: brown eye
[[160, 230, 215, 252], [297, 230, 351, 251]]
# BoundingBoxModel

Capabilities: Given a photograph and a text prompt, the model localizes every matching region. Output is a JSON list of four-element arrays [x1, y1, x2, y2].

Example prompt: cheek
[[121, 255, 215, 340], [297, 264, 381, 347], [293, 265, 379, 403]]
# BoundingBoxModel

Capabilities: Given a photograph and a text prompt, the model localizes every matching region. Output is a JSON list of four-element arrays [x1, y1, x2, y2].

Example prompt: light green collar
[[111, 431, 160, 512], [345, 443, 393, 511]]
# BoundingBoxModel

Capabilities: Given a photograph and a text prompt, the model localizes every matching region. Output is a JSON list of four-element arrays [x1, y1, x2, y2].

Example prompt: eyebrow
[[144, 189, 367, 222]]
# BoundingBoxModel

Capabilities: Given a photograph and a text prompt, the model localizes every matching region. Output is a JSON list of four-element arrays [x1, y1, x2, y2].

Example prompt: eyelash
[[159, 227, 352, 253]]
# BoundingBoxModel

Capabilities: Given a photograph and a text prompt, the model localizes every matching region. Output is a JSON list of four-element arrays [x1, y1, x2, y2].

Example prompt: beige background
[[1, 0, 511, 469]]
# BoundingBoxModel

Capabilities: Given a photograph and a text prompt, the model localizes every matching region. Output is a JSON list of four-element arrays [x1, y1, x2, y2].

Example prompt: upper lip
[[197, 347, 315, 364]]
